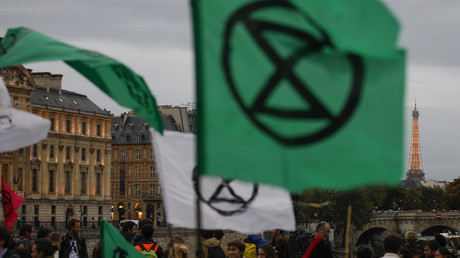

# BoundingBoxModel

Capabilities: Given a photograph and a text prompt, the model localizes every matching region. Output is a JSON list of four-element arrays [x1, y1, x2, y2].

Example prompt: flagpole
[[344, 205, 352, 258], [195, 174, 203, 258]]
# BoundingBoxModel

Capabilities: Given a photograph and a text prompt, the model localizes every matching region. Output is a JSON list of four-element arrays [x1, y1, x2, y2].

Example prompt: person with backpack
[[134, 224, 164, 258], [17, 224, 34, 252]]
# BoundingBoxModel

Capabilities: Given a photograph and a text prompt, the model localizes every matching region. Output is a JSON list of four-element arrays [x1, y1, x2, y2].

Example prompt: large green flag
[[193, 0, 406, 192], [0, 27, 163, 133], [100, 219, 145, 258]]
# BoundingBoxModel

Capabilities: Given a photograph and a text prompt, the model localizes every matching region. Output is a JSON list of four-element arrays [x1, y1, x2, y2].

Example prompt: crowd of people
[[0, 217, 454, 258]]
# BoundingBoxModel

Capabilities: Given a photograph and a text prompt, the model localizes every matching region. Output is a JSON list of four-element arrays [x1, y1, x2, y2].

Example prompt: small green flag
[[0, 27, 163, 133], [100, 219, 144, 258], [193, 0, 406, 192]]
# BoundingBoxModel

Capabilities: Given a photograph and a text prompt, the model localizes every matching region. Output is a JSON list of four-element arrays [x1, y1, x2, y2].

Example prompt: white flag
[[152, 130, 295, 233], [0, 80, 50, 152]]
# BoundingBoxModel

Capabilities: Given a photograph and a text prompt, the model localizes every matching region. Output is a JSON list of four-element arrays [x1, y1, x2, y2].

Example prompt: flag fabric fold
[[2, 177, 24, 229], [192, 0, 406, 192], [152, 130, 295, 233], [0, 27, 163, 133], [0, 80, 50, 152], [100, 219, 145, 258]]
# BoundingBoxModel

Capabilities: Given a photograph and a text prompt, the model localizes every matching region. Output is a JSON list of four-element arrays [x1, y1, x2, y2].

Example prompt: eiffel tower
[[406, 103, 426, 181]]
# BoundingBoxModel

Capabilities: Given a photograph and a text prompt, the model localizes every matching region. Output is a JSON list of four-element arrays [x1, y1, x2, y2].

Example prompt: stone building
[[111, 112, 178, 225], [0, 66, 113, 229], [158, 105, 196, 133]]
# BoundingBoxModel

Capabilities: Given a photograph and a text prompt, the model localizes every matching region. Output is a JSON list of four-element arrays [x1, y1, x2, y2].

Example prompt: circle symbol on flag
[[112, 247, 128, 258], [193, 167, 258, 216], [222, 0, 364, 146], [2, 190, 13, 217]]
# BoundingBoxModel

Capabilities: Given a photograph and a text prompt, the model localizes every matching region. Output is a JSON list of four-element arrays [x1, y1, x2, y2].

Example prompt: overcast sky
[[1, 0, 460, 183]]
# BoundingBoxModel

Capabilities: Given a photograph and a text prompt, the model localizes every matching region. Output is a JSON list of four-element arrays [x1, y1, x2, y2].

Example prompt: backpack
[[136, 243, 159, 258], [16, 239, 29, 249], [243, 243, 257, 258]]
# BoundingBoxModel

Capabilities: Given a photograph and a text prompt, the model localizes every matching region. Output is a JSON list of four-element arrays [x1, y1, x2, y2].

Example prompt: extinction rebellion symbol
[[192, 167, 258, 216], [222, 1, 364, 146]]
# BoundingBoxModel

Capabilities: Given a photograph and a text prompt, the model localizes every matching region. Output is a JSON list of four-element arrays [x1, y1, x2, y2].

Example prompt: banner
[[0, 80, 50, 152], [0, 27, 163, 133], [100, 219, 145, 258], [153, 130, 295, 233], [192, 0, 406, 192], [2, 176, 24, 229]]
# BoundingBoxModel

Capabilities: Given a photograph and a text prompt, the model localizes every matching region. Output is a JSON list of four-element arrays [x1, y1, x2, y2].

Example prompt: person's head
[[434, 234, 447, 247], [19, 224, 34, 237], [200, 230, 215, 240], [356, 245, 373, 258], [138, 219, 154, 232], [258, 244, 277, 258], [424, 240, 440, 258], [32, 239, 57, 258], [213, 230, 224, 240], [141, 224, 154, 239], [166, 235, 185, 250], [50, 232, 62, 248], [168, 244, 188, 258], [227, 240, 245, 258], [7, 247, 32, 258], [383, 234, 402, 254], [316, 222, 331, 240], [122, 221, 137, 235], [435, 246, 450, 258], [405, 231, 417, 244], [0, 225, 14, 251], [36, 228, 52, 240], [270, 229, 284, 240], [67, 217, 81, 235]]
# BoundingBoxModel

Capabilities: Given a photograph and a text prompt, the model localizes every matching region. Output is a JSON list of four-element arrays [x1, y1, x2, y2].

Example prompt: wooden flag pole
[[345, 205, 352, 258]]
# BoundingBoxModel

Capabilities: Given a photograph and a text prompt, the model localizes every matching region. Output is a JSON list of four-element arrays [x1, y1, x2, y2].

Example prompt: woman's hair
[[19, 224, 33, 237], [356, 245, 373, 258], [168, 244, 188, 258], [166, 235, 185, 250], [34, 239, 58, 257], [405, 231, 417, 243], [50, 233, 61, 244], [437, 246, 450, 256], [227, 239, 246, 253], [259, 244, 277, 258]]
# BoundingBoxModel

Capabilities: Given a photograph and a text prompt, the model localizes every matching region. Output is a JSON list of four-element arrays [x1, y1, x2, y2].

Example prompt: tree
[[442, 177, 460, 210]]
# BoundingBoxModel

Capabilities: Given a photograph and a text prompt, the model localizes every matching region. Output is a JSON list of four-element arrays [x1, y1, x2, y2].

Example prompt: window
[[98, 206, 102, 215], [34, 205, 39, 214], [65, 171, 71, 194], [81, 148, 86, 161], [82, 122, 87, 135], [32, 169, 38, 192], [96, 173, 101, 195], [51, 217, 56, 229], [50, 118, 55, 131], [66, 120, 71, 133], [96, 150, 101, 163], [121, 150, 126, 160], [22, 205, 26, 214], [51, 205, 56, 215], [66, 147, 71, 160], [83, 206, 87, 215], [32, 144, 37, 157], [150, 148, 154, 159], [18, 148, 23, 155], [81, 172, 87, 194], [97, 124, 102, 136], [149, 184, 155, 197], [135, 185, 140, 197], [149, 166, 155, 178], [17, 168, 23, 191], [49, 145, 54, 159], [49, 170, 55, 192], [135, 149, 141, 160], [135, 167, 140, 178]]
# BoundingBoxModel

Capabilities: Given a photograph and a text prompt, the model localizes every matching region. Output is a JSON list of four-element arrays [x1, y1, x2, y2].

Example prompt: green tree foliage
[[442, 178, 460, 210]]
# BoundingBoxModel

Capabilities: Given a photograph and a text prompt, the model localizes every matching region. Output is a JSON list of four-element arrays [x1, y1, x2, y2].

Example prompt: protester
[[0, 225, 16, 257], [134, 224, 164, 258], [197, 230, 226, 258], [168, 244, 188, 258], [424, 240, 440, 258], [404, 231, 422, 256], [59, 217, 88, 258], [434, 246, 451, 258], [49, 233, 61, 258], [132, 219, 154, 247], [120, 221, 136, 244], [258, 244, 278, 258], [355, 245, 373, 258], [91, 241, 101, 258], [227, 240, 245, 258], [164, 235, 185, 257], [302, 222, 332, 258], [270, 229, 289, 258], [18, 224, 34, 252], [381, 234, 402, 258], [32, 239, 58, 258], [7, 247, 32, 258], [36, 229, 52, 240]]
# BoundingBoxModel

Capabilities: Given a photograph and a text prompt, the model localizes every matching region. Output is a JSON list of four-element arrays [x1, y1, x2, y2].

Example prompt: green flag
[[100, 219, 145, 258], [0, 27, 163, 133], [193, 0, 406, 192]]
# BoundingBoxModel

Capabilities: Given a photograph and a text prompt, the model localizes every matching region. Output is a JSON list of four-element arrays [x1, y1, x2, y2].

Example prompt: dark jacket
[[307, 237, 333, 258], [272, 237, 290, 258], [59, 232, 88, 258], [198, 238, 226, 258], [121, 231, 134, 244], [132, 233, 143, 247]]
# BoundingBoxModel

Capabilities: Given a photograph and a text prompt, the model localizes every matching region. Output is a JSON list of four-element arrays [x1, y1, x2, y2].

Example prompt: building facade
[[158, 105, 196, 133], [0, 66, 113, 229], [110, 112, 178, 225]]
